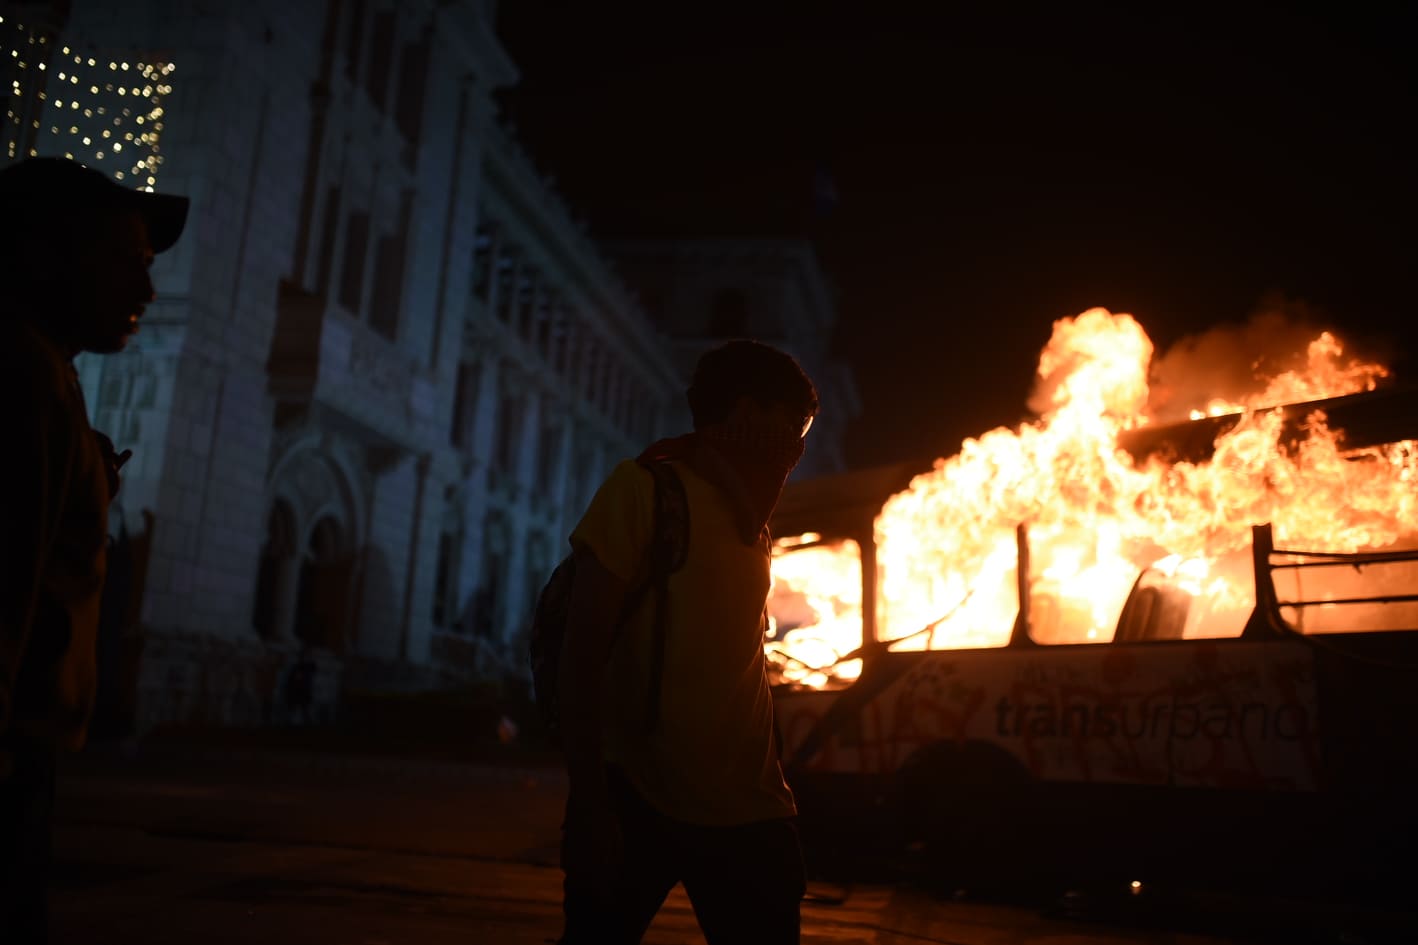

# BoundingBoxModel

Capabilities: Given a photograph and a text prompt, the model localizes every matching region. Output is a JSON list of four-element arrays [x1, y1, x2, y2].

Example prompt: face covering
[[638, 414, 808, 545], [698, 414, 806, 544]]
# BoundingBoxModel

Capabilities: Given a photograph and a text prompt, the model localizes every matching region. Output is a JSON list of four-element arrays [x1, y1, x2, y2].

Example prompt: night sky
[[494, 4, 1415, 468]]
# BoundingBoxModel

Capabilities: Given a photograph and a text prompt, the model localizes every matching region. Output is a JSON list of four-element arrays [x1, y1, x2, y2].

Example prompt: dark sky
[[494, 3, 1415, 468]]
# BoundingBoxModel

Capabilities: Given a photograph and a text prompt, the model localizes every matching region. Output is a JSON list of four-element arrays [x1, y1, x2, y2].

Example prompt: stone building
[[1, 0, 856, 729], [437, 119, 682, 665]]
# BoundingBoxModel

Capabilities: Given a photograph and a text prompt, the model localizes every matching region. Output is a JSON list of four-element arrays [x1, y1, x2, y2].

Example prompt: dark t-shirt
[[0, 320, 109, 749]]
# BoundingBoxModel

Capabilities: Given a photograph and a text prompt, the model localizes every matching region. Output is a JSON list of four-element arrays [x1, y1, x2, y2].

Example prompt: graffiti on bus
[[776, 639, 1320, 791]]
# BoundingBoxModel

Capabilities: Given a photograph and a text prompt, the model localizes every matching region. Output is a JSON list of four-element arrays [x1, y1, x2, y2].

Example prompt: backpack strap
[[640, 460, 689, 734]]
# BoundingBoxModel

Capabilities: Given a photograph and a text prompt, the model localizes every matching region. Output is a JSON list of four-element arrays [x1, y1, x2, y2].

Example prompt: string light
[[1, 21, 175, 184], [1, 17, 48, 157]]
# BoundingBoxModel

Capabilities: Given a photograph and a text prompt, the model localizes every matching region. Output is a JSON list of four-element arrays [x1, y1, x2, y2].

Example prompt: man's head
[[0, 157, 188, 353], [687, 339, 819, 438]]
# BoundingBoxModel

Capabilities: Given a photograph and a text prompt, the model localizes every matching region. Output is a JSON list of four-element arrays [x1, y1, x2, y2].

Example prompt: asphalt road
[[45, 741, 1414, 945]]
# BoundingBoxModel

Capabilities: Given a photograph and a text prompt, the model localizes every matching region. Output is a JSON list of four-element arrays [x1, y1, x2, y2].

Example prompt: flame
[[1184, 332, 1387, 421], [1256, 331, 1387, 406], [767, 308, 1418, 687], [766, 537, 864, 688], [880, 309, 1415, 649]]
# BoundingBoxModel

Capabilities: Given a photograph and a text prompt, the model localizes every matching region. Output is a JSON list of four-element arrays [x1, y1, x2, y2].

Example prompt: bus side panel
[[779, 640, 1321, 792]]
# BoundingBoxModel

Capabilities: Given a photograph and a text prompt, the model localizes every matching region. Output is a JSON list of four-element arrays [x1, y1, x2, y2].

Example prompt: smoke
[[1021, 300, 1393, 426], [1146, 297, 1352, 422]]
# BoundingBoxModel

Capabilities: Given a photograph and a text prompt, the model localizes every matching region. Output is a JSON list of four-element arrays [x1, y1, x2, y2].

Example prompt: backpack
[[529, 460, 689, 740]]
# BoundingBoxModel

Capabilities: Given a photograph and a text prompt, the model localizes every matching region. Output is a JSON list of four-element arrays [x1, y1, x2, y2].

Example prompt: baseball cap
[[0, 156, 188, 253]]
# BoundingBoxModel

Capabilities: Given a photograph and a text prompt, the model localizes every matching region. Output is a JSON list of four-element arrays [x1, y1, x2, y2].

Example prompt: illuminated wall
[[440, 119, 682, 649]]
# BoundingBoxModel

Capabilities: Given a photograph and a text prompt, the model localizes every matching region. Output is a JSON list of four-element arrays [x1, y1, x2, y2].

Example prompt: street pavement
[[46, 737, 1416, 945]]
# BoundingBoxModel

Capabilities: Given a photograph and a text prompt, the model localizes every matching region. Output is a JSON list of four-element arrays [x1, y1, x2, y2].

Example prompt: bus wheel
[[890, 741, 1037, 892]]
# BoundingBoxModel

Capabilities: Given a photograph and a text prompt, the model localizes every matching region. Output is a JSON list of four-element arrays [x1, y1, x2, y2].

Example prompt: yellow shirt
[[571, 459, 796, 826]]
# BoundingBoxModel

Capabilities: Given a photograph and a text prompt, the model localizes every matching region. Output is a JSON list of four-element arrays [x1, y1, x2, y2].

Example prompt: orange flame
[[769, 308, 1418, 686], [766, 537, 864, 687]]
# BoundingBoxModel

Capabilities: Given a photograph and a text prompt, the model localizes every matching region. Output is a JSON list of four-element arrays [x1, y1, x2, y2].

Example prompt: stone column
[[514, 386, 542, 493], [467, 353, 501, 472], [548, 415, 576, 537]]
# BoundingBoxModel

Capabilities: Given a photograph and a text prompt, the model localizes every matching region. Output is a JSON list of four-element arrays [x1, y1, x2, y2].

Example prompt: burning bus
[[765, 309, 1418, 894]]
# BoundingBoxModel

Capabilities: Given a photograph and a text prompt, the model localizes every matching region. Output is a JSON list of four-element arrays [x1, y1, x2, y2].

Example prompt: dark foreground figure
[[555, 340, 818, 943], [0, 157, 187, 944]]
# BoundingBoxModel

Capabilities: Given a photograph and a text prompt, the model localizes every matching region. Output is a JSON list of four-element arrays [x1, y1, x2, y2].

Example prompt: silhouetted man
[[559, 340, 818, 944], [0, 157, 187, 943]]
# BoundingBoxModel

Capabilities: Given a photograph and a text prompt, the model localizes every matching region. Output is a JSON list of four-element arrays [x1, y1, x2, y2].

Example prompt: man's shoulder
[[2, 320, 70, 398], [575, 460, 654, 532], [602, 458, 655, 491]]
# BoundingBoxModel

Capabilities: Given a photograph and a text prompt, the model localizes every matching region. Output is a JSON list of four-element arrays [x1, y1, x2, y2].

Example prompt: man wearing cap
[[0, 157, 187, 942]]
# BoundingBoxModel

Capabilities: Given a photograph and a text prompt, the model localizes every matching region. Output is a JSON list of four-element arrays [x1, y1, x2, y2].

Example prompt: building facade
[[436, 119, 683, 672], [1, 0, 856, 729]]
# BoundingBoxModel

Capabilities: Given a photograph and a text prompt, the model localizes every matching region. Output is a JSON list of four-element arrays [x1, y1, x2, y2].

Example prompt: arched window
[[295, 517, 353, 651]]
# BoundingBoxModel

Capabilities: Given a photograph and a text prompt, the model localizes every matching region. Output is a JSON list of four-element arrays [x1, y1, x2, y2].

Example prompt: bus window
[[1098, 550, 1255, 643], [1011, 545, 1257, 645], [1273, 543, 1418, 635], [766, 535, 863, 689], [877, 532, 1019, 651]]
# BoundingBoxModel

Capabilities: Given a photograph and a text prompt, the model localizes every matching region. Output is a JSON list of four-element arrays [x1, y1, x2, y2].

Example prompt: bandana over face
[[639, 411, 808, 544]]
